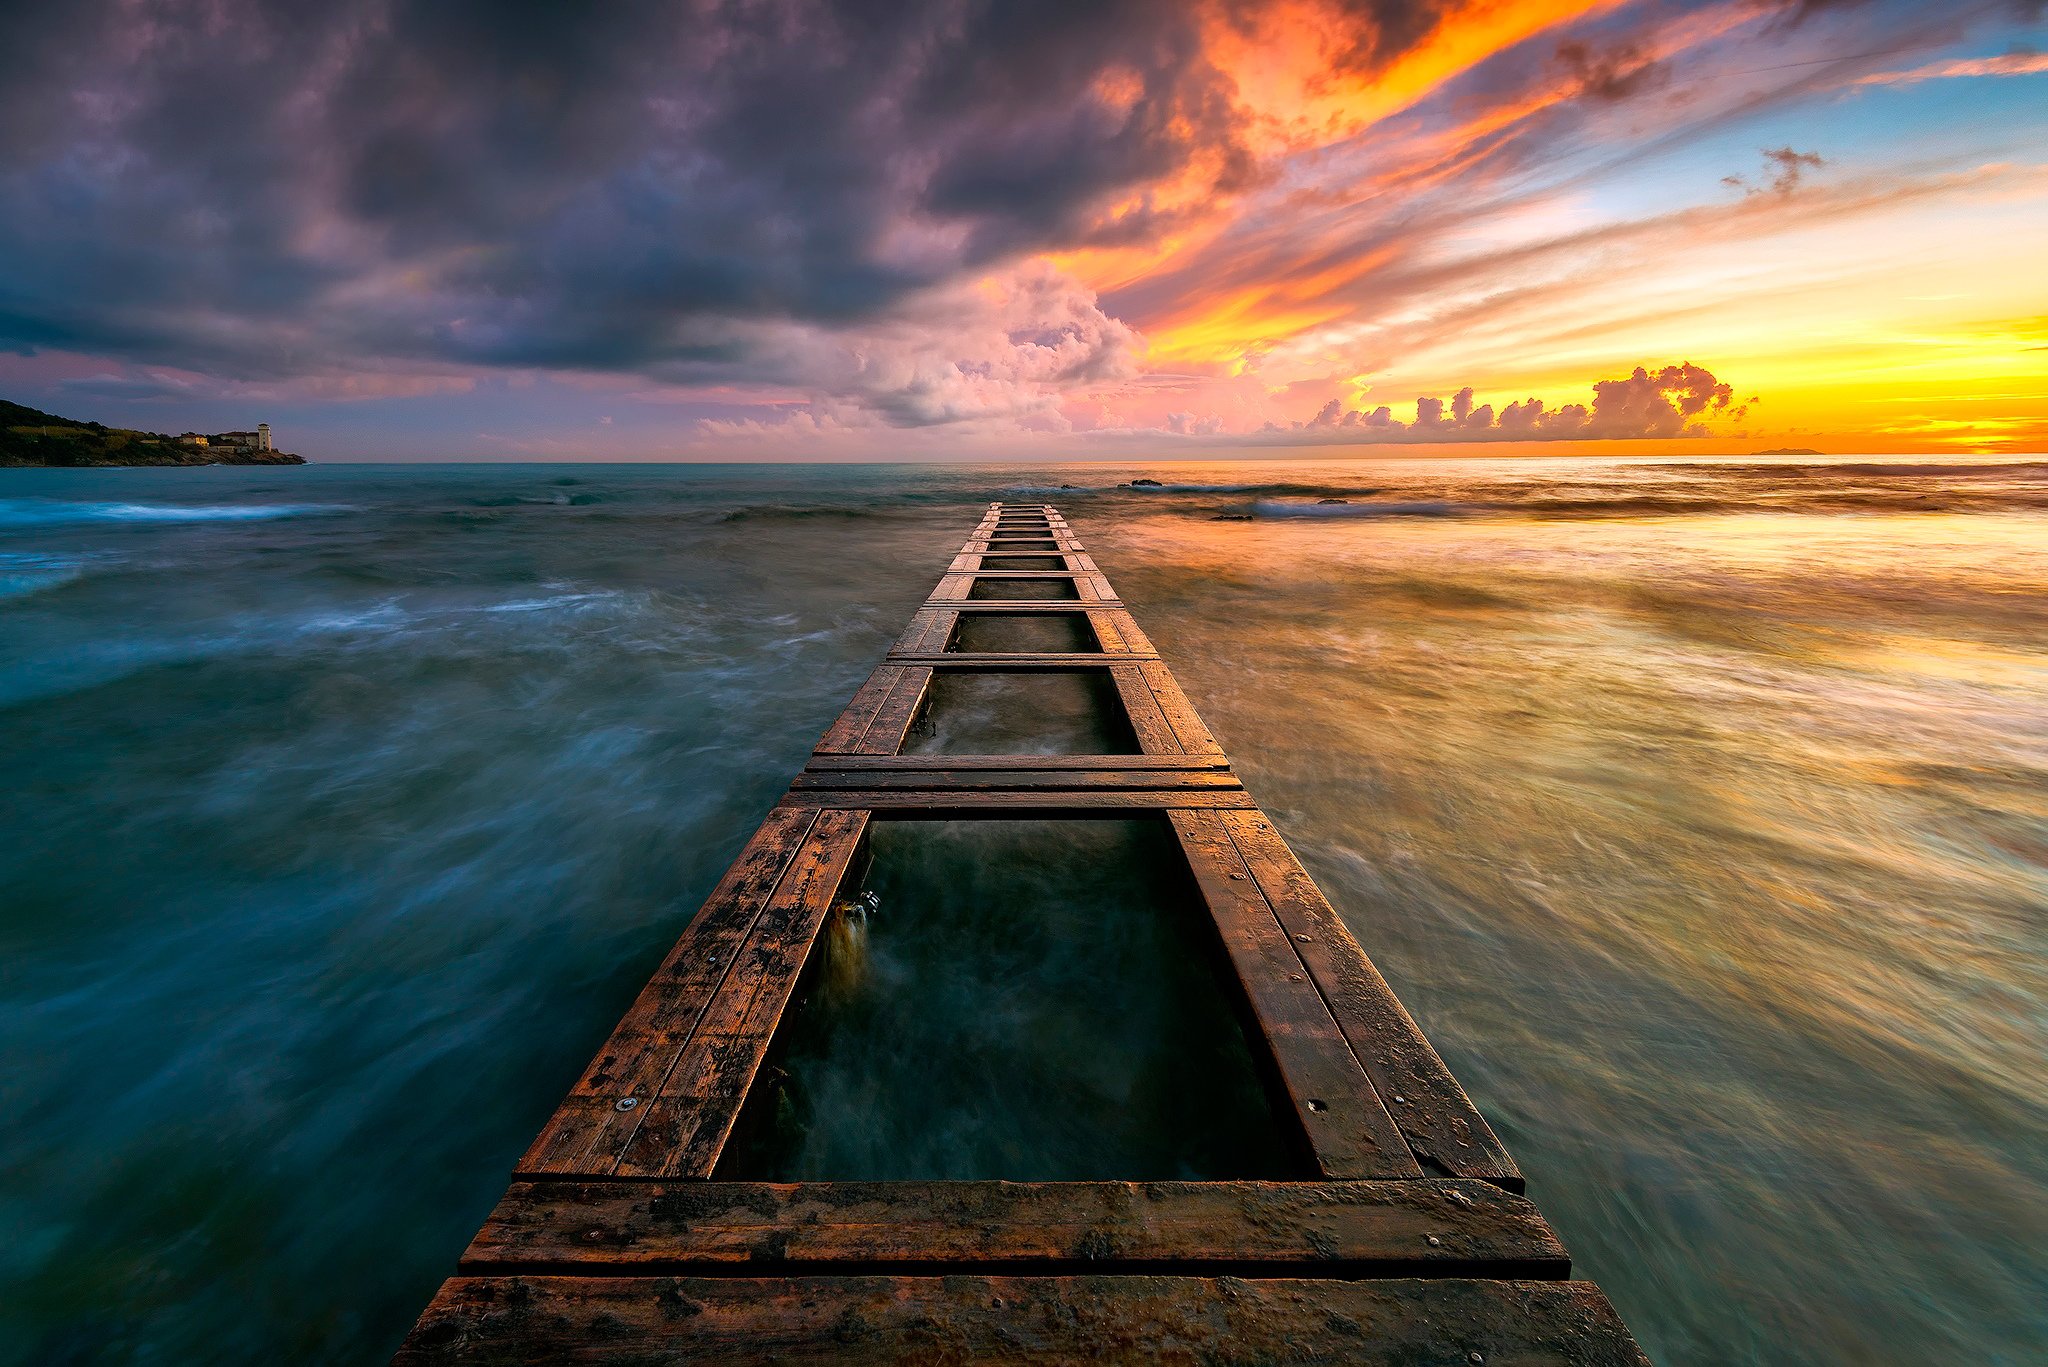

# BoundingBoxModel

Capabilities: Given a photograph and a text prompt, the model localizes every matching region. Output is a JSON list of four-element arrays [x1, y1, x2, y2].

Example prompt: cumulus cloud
[[1260, 363, 1741, 443], [722, 263, 1144, 428]]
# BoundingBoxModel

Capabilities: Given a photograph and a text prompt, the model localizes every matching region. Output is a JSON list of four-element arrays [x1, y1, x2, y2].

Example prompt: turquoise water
[[2, 460, 2043, 1363]]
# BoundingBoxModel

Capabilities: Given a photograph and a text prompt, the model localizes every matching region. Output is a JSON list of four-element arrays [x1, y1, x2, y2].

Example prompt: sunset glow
[[0, 0, 2041, 457]]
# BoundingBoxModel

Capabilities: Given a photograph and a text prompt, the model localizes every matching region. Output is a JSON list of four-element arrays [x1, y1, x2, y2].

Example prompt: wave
[[716, 504, 884, 523], [1673, 461, 2048, 480], [1125, 481, 1327, 495], [0, 552, 93, 599], [0, 499, 350, 529], [1252, 498, 1463, 518], [482, 589, 629, 615]]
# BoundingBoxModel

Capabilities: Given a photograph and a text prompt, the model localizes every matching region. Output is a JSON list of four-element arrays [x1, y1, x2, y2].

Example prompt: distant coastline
[[1753, 447, 1823, 456], [2, 399, 306, 467]]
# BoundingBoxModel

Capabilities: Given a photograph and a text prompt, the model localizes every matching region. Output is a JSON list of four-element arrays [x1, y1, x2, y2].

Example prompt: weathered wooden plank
[[937, 602, 1116, 613], [617, 809, 870, 1178], [1221, 811, 1524, 1190], [885, 609, 952, 657], [789, 769, 1243, 792], [1109, 662, 1183, 754], [520, 805, 824, 1174], [1169, 810, 1421, 1181], [931, 600, 1117, 613], [927, 572, 973, 601], [396, 1275, 1651, 1365], [972, 555, 1074, 571], [804, 754, 1230, 772], [1139, 659, 1226, 758], [959, 569, 1091, 579], [851, 667, 932, 756], [912, 609, 958, 656], [461, 1179, 1568, 1276], [1086, 609, 1130, 653], [884, 654, 1162, 668], [781, 790, 1261, 811], [1092, 609, 1153, 655], [813, 667, 906, 754]]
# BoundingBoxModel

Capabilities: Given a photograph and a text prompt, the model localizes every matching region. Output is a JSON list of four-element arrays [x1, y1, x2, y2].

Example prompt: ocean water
[[1, 459, 2043, 1364]]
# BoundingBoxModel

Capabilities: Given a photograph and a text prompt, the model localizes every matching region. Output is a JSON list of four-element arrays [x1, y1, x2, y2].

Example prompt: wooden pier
[[396, 505, 1650, 1364]]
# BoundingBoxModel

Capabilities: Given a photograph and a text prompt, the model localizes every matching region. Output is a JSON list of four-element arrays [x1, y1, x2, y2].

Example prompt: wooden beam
[[779, 790, 1261, 811], [396, 1275, 1652, 1365], [789, 769, 1243, 793], [613, 808, 870, 1178], [882, 654, 1162, 668], [804, 755, 1229, 772], [519, 806, 825, 1174], [813, 667, 907, 754], [1169, 810, 1420, 1181], [460, 1179, 1568, 1277], [1109, 662, 1183, 754], [925, 601, 1118, 612], [1221, 812, 1524, 1190]]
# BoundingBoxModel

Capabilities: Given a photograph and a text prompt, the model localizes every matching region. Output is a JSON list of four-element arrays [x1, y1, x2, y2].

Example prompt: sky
[[0, 0, 2043, 461]]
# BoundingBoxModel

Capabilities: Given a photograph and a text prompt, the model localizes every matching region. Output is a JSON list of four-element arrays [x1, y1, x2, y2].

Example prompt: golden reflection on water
[[1093, 501, 2046, 1367]]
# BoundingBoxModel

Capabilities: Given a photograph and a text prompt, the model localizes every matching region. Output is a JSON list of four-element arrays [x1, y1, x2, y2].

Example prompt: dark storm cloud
[[0, 0, 1266, 380]]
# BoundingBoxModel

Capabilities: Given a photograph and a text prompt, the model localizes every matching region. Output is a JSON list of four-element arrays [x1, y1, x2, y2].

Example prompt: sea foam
[[0, 498, 349, 528]]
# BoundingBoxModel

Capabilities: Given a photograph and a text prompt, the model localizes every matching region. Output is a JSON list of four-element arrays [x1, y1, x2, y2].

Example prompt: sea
[[1, 458, 2043, 1364]]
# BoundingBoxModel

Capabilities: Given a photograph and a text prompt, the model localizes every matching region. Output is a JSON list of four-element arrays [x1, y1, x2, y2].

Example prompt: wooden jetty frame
[[396, 505, 1650, 1364]]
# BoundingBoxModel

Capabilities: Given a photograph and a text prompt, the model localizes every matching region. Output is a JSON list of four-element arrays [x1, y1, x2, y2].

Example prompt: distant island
[[1, 399, 305, 467], [1754, 447, 1822, 456]]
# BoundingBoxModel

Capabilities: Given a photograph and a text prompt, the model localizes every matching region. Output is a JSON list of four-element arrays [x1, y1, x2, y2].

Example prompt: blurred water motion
[[1, 457, 2043, 1364], [718, 818, 1297, 1182], [904, 669, 1138, 754]]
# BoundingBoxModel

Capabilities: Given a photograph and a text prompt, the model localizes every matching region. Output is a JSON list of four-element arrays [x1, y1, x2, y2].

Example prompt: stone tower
[[257, 423, 271, 451]]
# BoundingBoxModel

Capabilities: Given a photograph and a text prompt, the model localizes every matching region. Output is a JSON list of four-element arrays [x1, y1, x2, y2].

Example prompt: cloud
[[1721, 146, 1826, 196], [0, 0, 2035, 452], [723, 263, 1144, 428], [1258, 363, 1742, 443], [1856, 48, 2048, 83], [55, 374, 200, 402], [0, 0, 1260, 387], [1554, 37, 1670, 103]]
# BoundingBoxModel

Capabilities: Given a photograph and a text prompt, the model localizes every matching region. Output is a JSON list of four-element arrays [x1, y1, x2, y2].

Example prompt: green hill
[[1, 399, 305, 467]]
